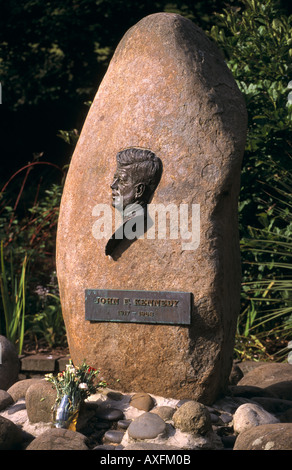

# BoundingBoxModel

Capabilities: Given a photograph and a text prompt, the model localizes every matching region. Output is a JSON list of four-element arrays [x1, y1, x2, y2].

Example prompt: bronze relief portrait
[[106, 148, 163, 257]]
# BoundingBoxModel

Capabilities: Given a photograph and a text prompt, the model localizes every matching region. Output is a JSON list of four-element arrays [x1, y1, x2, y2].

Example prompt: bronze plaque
[[85, 289, 192, 325]]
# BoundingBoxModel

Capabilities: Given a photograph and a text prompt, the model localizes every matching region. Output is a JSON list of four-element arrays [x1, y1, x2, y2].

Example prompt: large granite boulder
[[56, 13, 247, 404]]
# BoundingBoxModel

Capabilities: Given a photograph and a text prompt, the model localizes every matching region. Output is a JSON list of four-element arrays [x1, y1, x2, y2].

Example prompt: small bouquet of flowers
[[45, 359, 107, 430]]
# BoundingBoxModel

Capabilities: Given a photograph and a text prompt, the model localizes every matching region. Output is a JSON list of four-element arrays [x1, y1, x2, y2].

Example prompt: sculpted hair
[[116, 148, 163, 196]]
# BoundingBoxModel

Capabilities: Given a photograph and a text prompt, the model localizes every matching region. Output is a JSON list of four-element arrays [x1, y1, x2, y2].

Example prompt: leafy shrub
[[237, 162, 292, 360], [209, 0, 292, 231], [27, 272, 66, 348], [0, 159, 66, 351], [210, 0, 292, 360]]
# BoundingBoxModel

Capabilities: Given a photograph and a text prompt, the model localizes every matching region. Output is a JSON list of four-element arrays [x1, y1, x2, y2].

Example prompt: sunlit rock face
[[56, 13, 247, 404]]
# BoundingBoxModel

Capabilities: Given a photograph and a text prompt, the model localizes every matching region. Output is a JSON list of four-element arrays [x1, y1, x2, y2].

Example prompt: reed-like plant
[[237, 162, 292, 361], [0, 241, 28, 354]]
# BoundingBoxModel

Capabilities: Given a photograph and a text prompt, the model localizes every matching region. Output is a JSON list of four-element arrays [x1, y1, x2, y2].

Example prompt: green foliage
[[1, 0, 245, 110], [0, 241, 27, 354], [0, 0, 111, 108], [236, 162, 292, 360], [57, 129, 80, 147], [0, 160, 66, 350], [209, 0, 292, 232], [0, 160, 64, 269], [209, 0, 292, 360], [27, 273, 66, 348]]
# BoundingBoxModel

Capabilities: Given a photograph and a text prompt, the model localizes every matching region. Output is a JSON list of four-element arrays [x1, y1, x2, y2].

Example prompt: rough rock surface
[[265, 381, 292, 400], [0, 336, 19, 391], [233, 423, 292, 451], [56, 12, 247, 405], [238, 363, 292, 389], [26, 428, 89, 450], [7, 378, 43, 402], [26, 380, 57, 423], [0, 390, 13, 411], [172, 401, 212, 434], [0, 415, 23, 450]]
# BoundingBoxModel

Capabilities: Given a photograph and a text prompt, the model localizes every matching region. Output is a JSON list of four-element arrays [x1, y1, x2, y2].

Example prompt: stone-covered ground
[[1, 337, 292, 451]]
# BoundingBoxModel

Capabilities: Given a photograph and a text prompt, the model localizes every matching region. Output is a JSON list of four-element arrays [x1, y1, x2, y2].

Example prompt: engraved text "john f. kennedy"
[[93, 297, 179, 307]]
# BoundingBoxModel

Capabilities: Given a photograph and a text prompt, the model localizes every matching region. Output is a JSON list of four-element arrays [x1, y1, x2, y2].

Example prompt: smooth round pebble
[[130, 393, 155, 411], [233, 403, 279, 434], [93, 421, 112, 430], [128, 412, 166, 440], [118, 419, 132, 429], [151, 406, 175, 421], [95, 407, 124, 421], [103, 430, 124, 444], [107, 391, 124, 401], [220, 413, 233, 424], [210, 413, 220, 424]]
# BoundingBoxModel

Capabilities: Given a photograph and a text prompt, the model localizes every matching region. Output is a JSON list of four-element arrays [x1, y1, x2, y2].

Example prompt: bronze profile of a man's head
[[110, 148, 163, 212]]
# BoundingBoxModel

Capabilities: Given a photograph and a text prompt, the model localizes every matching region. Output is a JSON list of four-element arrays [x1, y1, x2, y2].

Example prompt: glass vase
[[53, 394, 80, 431]]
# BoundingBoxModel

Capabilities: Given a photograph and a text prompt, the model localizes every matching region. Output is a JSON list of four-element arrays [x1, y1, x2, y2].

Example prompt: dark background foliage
[[0, 0, 242, 181], [1, 0, 290, 181]]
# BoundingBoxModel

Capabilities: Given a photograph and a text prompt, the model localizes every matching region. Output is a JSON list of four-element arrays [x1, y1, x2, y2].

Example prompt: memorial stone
[[56, 13, 247, 404]]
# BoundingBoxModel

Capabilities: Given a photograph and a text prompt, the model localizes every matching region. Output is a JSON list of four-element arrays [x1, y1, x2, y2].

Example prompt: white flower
[[79, 383, 88, 390], [66, 364, 76, 374]]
